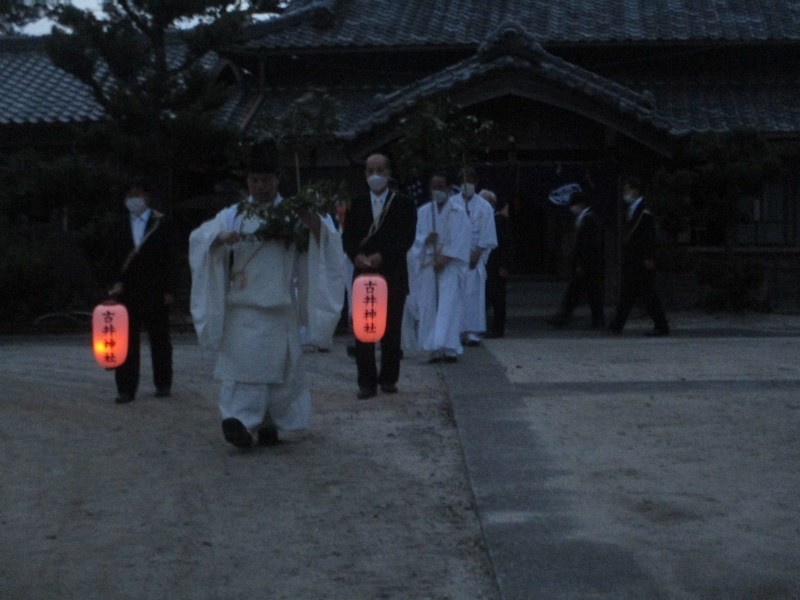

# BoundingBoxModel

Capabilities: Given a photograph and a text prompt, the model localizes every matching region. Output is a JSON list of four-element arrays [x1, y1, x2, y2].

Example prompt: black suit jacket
[[622, 201, 657, 270], [487, 212, 512, 276], [342, 190, 417, 296], [573, 209, 603, 276], [102, 211, 177, 311]]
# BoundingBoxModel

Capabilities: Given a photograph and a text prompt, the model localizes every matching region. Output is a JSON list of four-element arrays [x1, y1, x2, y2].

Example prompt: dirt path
[[0, 333, 498, 600]]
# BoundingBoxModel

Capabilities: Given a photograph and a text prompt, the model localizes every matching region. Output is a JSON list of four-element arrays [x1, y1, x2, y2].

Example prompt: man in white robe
[[453, 167, 497, 346], [189, 153, 343, 449], [407, 173, 471, 362]]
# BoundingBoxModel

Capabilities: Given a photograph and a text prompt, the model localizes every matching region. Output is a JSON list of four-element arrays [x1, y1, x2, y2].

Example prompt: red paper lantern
[[92, 301, 129, 369], [352, 274, 388, 343]]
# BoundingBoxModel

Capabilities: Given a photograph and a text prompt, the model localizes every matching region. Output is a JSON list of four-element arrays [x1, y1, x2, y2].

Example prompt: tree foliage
[[392, 95, 494, 180], [40, 1, 256, 189], [650, 130, 781, 250]]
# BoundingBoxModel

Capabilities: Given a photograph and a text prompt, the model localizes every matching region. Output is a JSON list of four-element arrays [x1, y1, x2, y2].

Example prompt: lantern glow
[[92, 301, 129, 369], [352, 274, 388, 343]]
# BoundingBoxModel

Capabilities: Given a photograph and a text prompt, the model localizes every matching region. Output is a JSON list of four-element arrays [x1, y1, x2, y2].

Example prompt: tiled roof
[[245, 25, 800, 141], [628, 76, 800, 135], [243, 0, 800, 51], [0, 38, 104, 126], [0, 37, 241, 128]]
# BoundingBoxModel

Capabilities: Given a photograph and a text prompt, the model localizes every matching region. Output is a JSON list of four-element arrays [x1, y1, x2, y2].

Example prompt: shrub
[[695, 256, 766, 312]]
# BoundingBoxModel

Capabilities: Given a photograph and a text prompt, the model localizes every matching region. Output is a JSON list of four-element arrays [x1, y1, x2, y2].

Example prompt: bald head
[[365, 153, 391, 194]]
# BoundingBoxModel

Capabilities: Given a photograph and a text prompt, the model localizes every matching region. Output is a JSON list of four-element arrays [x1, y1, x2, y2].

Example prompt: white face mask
[[125, 196, 148, 215], [367, 174, 388, 194], [431, 190, 448, 205], [461, 183, 475, 198]]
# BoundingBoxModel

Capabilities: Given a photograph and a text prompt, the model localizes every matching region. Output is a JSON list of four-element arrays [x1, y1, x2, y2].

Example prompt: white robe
[[407, 199, 471, 355], [452, 192, 497, 334], [296, 214, 345, 350], [189, 196, 343, 432]]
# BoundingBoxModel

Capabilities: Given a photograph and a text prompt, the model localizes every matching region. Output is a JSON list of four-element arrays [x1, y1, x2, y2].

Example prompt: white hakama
[[406, 198, 471, 357], [189, 197, 343, 433]]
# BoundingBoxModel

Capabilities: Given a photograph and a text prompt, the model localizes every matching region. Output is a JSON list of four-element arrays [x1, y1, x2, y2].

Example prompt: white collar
[[131, 207, 151, 222], [575, 206, 591, 228], [627, 196, 643, 220], [370, 188, 389, 204]]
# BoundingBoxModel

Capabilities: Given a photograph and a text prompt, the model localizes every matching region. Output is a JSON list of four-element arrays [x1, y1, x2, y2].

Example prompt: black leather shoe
[[222, 418, 253, 449], [379, 383, 398, 394], [357, 387, 377, 399], [154, 388, 171, 398], [257, 425, 280, 447], [442, 356, 458, 364], [115, 393, 134, 404]]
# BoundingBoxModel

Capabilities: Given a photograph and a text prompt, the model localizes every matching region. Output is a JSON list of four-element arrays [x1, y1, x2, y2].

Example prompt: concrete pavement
[[444, 281, 800, 599]]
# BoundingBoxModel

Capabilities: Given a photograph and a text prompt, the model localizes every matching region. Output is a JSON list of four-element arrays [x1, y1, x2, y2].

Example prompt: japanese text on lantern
[[102, 310, 118, 363], [362, 280, 377, 334]]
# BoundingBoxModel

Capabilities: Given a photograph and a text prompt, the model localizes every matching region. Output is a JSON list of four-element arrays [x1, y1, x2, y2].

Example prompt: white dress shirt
[[370, 188, 389, 222], [130, 208, 151, 248]]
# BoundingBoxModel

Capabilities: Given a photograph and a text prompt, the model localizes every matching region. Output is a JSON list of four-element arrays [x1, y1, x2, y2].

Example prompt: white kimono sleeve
[[303, 215, 345, 347], [189, 213, 230, 349]]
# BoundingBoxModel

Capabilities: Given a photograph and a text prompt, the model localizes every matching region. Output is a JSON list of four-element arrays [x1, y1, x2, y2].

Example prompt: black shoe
[[464, 339, 481, 347], [379, 383, 398, 394], [442, 356, 458, 364], [357, 387, 377, 399], [154, 388, 171, 398], [257, 425, 280, 447], [346, 345, 356, 358], [428, 355, 442, 364], [115, 393, 135, 404], [222, 418, 253, 449], [608, 323, 623, 335], [548, 316, 568, 328]]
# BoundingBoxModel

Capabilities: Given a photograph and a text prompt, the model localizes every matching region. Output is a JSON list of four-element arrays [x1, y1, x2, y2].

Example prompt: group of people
[[403, 166, 512, 365], [550, 176, 669, 337], [101, 146, 665, 450]]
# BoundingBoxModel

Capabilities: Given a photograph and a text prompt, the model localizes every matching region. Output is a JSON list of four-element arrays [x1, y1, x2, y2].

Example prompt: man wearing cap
[[189, 141, 343, 449]]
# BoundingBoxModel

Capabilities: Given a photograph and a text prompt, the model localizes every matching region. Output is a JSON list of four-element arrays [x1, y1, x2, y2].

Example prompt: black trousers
[[485, 272, 507, 336], [115, 305, 173, 396], [611, 265, 668, 332], [558, 271, 604, 326], [355, 287, 406, 390]]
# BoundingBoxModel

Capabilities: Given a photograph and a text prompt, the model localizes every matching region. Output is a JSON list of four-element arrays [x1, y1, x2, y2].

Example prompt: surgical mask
[[431, 190, 448, 205], [461, 183, 475, 198], [367, 174, 388, 194], [125, 196, 148, 215]]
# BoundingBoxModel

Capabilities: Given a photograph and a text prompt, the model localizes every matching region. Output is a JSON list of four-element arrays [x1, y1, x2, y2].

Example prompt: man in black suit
[[550, 190, 605, 329], [482, 190, 513, 338], [609, 176, 669, 336], [102, 177, 177, 403], [342, 154, 416, 399]]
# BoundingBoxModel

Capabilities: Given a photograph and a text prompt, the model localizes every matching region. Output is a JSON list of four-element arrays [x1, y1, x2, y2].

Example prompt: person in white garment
[[453, 167, 497, 346], [189, 143, 343, 449], [407, 172, 471, 363]]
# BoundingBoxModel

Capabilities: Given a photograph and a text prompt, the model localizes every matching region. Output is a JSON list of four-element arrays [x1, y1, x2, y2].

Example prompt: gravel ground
[[0, 333, 498, 600]]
